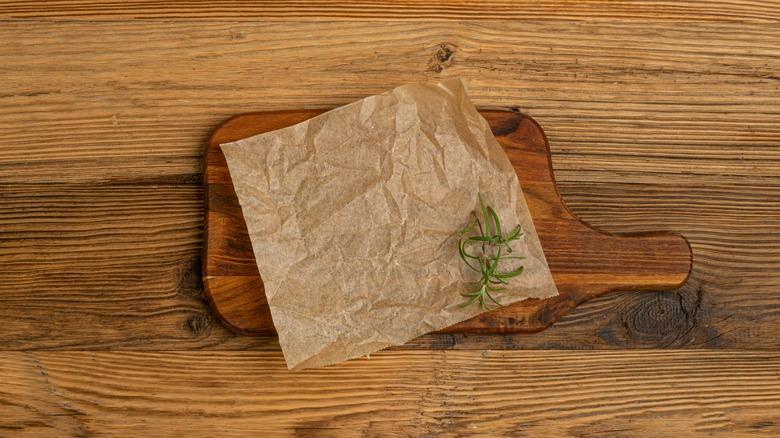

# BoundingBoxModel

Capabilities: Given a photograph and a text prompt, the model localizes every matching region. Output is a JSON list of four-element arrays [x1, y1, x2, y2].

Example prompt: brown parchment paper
[[220, 79, 558, 371]]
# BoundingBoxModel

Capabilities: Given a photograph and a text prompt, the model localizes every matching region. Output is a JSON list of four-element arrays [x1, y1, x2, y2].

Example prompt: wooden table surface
[[1, 2, 778, 436]]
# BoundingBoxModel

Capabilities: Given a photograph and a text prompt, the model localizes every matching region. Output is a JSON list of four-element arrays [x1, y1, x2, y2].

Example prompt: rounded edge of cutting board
[[203, 109, 693, 336]]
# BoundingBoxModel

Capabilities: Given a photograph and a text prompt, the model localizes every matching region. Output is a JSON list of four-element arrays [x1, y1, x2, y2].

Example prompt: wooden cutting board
[[203, 110, 692, 336]]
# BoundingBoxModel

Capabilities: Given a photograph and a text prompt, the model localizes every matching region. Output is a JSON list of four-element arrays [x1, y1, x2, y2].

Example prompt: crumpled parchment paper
[[220, 79, 558, 371]]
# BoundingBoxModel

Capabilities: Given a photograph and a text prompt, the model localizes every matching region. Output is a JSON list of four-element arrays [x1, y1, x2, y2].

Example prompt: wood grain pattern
[[0, 182, 772, 350], [1, 0, 779, 22], [2, 20, 779, 185], [204, 110, 692, 335], [1, 350, 778, 436], [0, 17, 778, 350], [1, 2, 779, 434]]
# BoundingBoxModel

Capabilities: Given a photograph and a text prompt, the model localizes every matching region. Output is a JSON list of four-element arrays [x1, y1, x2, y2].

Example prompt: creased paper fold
[[221, 79, 558, 370]]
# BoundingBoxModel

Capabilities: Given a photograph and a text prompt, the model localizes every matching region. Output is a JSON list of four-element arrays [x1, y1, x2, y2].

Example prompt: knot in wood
[[601, 284, 703, 348], [184, 314, 212, 336], [429, 43, 456, 73], [434, 43, 455, 63]]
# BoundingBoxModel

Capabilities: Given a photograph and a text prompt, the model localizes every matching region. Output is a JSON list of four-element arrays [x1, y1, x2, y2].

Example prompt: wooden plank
[[1, 351, 778, 435], [0, 21, 778, 184], [0, 183, 777, 349], [0, 183, 255, 350], [0, 174, 773, 352], [0, 1, 778, 22]]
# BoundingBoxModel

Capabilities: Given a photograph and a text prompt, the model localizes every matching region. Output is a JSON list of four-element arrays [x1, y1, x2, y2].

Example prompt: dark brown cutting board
[[203, 110, 692, 336]]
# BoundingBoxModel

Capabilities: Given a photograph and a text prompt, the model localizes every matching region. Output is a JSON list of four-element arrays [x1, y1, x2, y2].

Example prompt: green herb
[[458, 194, 525, 310]]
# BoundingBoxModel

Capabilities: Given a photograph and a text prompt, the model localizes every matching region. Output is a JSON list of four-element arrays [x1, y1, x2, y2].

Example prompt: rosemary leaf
[[457, 194, 526, 310]]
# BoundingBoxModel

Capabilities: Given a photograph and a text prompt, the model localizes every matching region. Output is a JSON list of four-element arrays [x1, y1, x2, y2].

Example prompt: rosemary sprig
[[458, 194, 525, 310]]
